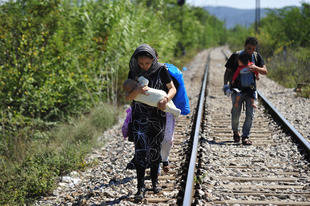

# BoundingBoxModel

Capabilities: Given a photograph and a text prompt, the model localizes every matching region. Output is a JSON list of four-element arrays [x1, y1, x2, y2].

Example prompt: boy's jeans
[[231, 92, 254, 137]]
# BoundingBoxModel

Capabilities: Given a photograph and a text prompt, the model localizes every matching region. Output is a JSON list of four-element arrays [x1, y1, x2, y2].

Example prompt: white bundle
[[135, 76, 181, 118]]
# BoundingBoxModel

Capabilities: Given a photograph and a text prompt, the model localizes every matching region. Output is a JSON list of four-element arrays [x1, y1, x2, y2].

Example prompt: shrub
[[0, 102, 118, 205]]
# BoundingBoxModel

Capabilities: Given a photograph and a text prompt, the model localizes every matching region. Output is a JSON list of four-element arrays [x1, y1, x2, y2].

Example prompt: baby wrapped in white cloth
[[123, 76, 181, 118]]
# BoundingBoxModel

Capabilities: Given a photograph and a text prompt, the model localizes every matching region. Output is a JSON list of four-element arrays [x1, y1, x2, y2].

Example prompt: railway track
[[35, 48, 309, 206], [122, 47, 310, 205], [123, 115, 193, 205], [119, 50, 209, 205], [191, 48, 310, 205]]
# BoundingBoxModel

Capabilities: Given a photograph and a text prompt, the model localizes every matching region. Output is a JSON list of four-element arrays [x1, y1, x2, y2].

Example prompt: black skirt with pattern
[[128, 67, 167, 169]]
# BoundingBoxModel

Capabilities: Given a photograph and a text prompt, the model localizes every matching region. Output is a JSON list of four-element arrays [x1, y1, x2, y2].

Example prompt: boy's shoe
[[158, 165, 161, 175], [162, 161, 169, 173], [242, 136, 252, 145], [233, 132, 240, 143]]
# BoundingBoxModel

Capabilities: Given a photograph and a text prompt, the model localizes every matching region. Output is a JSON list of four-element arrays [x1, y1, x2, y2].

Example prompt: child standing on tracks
[[231, 52, 259, 109], [159, 62, 190, 173], [155, 50, 190, 173], [223, 37, 268, 145]]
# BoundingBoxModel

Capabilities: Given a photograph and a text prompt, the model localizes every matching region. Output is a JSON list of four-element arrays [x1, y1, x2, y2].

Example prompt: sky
[[187, 0, 310, 9]]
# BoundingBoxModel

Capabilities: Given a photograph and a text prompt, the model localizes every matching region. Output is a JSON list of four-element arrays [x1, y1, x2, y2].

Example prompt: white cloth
[[134, 76, 181, 117]]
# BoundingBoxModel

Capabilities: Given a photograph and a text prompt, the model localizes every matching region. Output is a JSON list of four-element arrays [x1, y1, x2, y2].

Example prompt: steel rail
[[257, 91, 310, 155], [183, 49, 310, 206], [182, 55, 209, 206]]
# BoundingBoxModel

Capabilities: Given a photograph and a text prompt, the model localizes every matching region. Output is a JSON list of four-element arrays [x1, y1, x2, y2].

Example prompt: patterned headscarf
[[129, 44, 163, 79]]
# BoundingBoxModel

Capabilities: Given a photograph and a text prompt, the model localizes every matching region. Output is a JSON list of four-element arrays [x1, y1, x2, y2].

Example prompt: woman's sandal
[[233, 132, 240, 143], [242, 137, 252, 145], [163, 161, 169, 173]]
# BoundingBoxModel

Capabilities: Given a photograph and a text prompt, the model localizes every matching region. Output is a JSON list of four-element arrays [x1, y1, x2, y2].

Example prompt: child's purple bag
[[122, 107, 132, 139]]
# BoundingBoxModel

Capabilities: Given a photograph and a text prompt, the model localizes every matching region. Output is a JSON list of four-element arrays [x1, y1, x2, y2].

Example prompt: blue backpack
[[165, 63, 190, 115], [239, 67, 255, 89]]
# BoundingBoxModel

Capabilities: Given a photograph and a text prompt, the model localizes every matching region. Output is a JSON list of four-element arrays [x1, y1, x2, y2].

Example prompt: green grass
[[0, 103, 118, 205], [0, 0, 227, 204], [298, 85, 310, 98], [266, 47, 310, 98], [0, 46, 203, 205]]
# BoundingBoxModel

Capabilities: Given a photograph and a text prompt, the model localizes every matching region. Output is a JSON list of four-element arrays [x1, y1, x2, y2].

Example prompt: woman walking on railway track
[[223, 37, 268, 145], [125, 44, 177, 201]]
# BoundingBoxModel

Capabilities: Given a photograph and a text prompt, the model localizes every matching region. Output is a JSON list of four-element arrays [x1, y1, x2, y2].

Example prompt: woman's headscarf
[[129, 44, 163, 79]]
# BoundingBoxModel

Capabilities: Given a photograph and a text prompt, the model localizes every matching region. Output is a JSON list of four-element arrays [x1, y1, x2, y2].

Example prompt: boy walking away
[[223, 37, 267, 145]]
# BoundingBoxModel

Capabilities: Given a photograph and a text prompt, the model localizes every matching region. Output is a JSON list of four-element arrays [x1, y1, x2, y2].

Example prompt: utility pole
[[177, 0, 186, 56], [255, 0, 260, 34], [177, 0, 185, 6]]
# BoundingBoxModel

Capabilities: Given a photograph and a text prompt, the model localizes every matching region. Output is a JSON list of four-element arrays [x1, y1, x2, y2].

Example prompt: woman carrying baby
[[125, 44, 176, 201]]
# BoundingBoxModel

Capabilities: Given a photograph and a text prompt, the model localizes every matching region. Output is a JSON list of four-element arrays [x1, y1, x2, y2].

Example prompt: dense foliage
[[0, 0, 226, 204], [257, 3, 310, 93], [0, 0, 226, 122], [258, 4, 310, 56], [226, 24, 251, 52]]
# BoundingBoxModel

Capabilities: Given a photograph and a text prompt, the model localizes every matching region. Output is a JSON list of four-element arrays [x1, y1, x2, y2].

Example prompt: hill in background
[[204, 6, 270, 29]]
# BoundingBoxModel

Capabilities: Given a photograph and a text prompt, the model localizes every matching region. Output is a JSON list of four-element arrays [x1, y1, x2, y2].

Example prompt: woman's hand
[[139, 85, 149, 95], [157, 80, 176, 110], [158, 96, 168, 111]]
